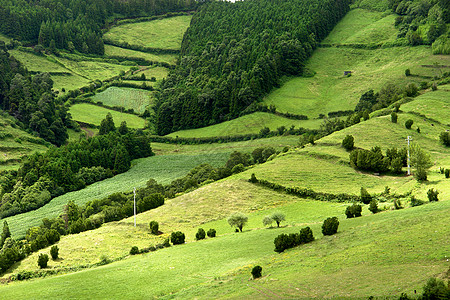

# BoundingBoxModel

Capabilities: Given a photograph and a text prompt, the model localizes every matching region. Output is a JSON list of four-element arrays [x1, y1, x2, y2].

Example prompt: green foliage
[[405, 119, 414, 129], [368, 199, 379, 214], [410, 196, 425, 207], [149, 221, 159, 235], [440, 132, 450, 146], [37, 254, 48, 269], [50, 245, 58, 260], [345, 204, 362, 218], [0, 221, 11, 249], [195, 228, 206, 241], [410, 144, 432, 181], [206, 229, 216, 238], [360, 187, 372, 205], [227, 213, 248, 233], [391, 112, 398, 123], [270, 212, 286, 227], [445, 169, 450, 178], [99, 113, 116, 135], [405, 68, 411, 76], [170, 231, 185, 245], [251, 266, 262, 279], [130, 246, 139, 255], [350, 147, 390, 174], [427, 189, 439, 202], [342, 135, 355, 151], [322, 217, 339, 236], [421, 277, 450, 300], [274, 226, 314, 253], [262, 216, 273, 227]]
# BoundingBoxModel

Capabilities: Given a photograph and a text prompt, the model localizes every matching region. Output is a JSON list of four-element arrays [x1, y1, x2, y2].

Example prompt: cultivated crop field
[[92, 87, 153, 114], [167, 112, 324, 138], [104, 45, 178, 65], [103, 15, 192, 50], [69, 104, 146, 128]]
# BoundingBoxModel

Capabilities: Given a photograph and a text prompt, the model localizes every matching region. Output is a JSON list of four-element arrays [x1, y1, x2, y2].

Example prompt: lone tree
[[342, 135, 354, 151], [228, 213, 248, 232], [410, 144, 432, 181], [149, 221, 159, 235], [271, 212, 286, 227]]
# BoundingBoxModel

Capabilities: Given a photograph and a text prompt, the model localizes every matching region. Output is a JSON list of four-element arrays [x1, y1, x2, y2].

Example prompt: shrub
[[393, 199, 403, 210], [427, 189, 439, 202], [410, 196, 425, 207], [445, 169, 450, 178], [262, 216, 273, 227], [342, 135, 354, 151], [345, 204, 362, 218], [227, 213, 248, 232], [368, 199, 378, 214], [274, 233, 291, 253], [421, 278, 450, 300], [195, 228, 206, 240], [274, 227, 314, 253], [149, 221, 159, 235], [251, 265, 262, 279], [37, 253, 49, 268], [163, 238, 171, 248], [271, 212, 285, 227], [170, 231, 185, 245], [50, 245, 59, 260], [440, 132, 450, 146], [415, 167, 428, 181], [391, 112, 398, 123], [207, 228, 216, 238], [130, 246, 139, 255], [322, 217, 339, 236], [249, 173, 258, 183], [405, 119, 413, 129], [298, 226, 314, 243], [405, 68, 411, 76], [360, 187, 372, 204]]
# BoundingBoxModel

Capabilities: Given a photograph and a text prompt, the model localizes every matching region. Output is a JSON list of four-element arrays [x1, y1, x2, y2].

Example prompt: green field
[[167, 112, 324, 138], [104, 45, 178, 65], [92, 87, 153, 114], [130, 66, 169, 81], [104, 15, 192, 50], [69, 104, 147, 128]]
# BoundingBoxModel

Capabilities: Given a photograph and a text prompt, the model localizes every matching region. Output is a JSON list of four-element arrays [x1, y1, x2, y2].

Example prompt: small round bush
[[251, 265, 262, 279], [427, 188, 439, 202], [322, 217, 339, 236], [170, 231, 185, 245], [405, 119, 414, 129], [196, 228, 206, 240], [207, 228, 216, 238], [38, 253, 49, 269], [149, 221, 159, 235], [405, 68, 411, 76], [50, 245, 59, 260], [342, 135, 354, 151], [130, 246, 139, 255]]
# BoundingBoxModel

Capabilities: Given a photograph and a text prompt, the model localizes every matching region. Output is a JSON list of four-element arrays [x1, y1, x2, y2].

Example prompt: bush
[[149, 221, 159, 235], [427, 189, 439, 202], [37, 253, 49, 268], [345, 203, 362, 218], [415, 167, 428, 181], [421, 278, 450, 300], [207, 228, 216, 238], [298, 226, 314, 243], [391, 112, 398, 123], [342, 135, 354, 151], [170, 231, 185, 245], [322, 217, 339, 236], [195, 228, 206, 240], [440, 132, 450, 146], [368, 199, 378, 214], [360, 187, 372, 204], [445, 169, 450, 178], [130, 246, 139, 255], [50, 245, 59, 260], [405, 68, 411, 76], [249, 173, 258, 183], [274, 226, 314, 253], [393, 199, 403, 210], [251, 265, 262, 279], [262, 216, 273, 227], [405, 119, 414, 129], [410, 196, 425, 207]]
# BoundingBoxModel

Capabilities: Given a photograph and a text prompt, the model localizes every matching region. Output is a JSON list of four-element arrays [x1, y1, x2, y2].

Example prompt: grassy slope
[[91, 87, 153, 114], [104, 45, 178, 64], [103, 15, 192, 50], [69, 104, 147, 128], [167, 112, 324, 138]]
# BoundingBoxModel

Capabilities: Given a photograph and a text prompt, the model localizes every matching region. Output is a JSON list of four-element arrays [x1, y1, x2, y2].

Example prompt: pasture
[[92, 87, 154, 114], [69, 104, 147, 128], [104, 45, 178, 65], [103, 15, 192, 50]]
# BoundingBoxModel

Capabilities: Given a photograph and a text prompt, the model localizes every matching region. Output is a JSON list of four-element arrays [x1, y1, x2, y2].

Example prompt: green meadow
[[167, 112, 324, 138], [69, 104, 146, 128], [104, 45, 178, 64], [104, 15, 192, 50], [92, 87, 153, 114]]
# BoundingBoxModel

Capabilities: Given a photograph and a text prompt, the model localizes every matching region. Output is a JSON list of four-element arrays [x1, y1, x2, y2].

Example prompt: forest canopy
[[155, 0, 352, 135]]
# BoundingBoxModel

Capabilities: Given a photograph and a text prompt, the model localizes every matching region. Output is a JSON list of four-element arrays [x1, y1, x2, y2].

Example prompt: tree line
[[154, 0, 352, 135]]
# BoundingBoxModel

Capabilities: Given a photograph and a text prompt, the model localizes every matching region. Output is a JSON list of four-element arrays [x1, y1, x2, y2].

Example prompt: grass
[[104, 15, 192, 50], [104, 45, 178, 65], [91, 87, 154, 114], [3, 152, 230, 239], [69, 104, 147, 128], [1, 193, 448, 298], [167, 112, 325, 138], [9, 50, 67, 73], [130, 66, 169, 81]]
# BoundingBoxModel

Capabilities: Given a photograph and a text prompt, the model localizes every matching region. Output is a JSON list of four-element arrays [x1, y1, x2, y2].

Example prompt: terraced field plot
[[92, 87, 153, 114], [69, 103, 146, 128], [104, 15, 192, 50], [104, 45, 178, 64]]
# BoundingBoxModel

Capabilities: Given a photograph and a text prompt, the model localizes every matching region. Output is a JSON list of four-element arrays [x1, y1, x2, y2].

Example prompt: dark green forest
[[154, 0, 352, 135], [0, 0, 196, 54]]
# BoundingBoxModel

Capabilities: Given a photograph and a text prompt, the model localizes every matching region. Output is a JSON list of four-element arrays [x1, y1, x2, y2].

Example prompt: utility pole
[[406, 136, 412, 175], [133, 187, 136, 227]]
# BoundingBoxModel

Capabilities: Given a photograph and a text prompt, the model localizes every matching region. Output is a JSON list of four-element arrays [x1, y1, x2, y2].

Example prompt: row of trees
[[0, 0, 197, 54], [155, 0, 352, 134]]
